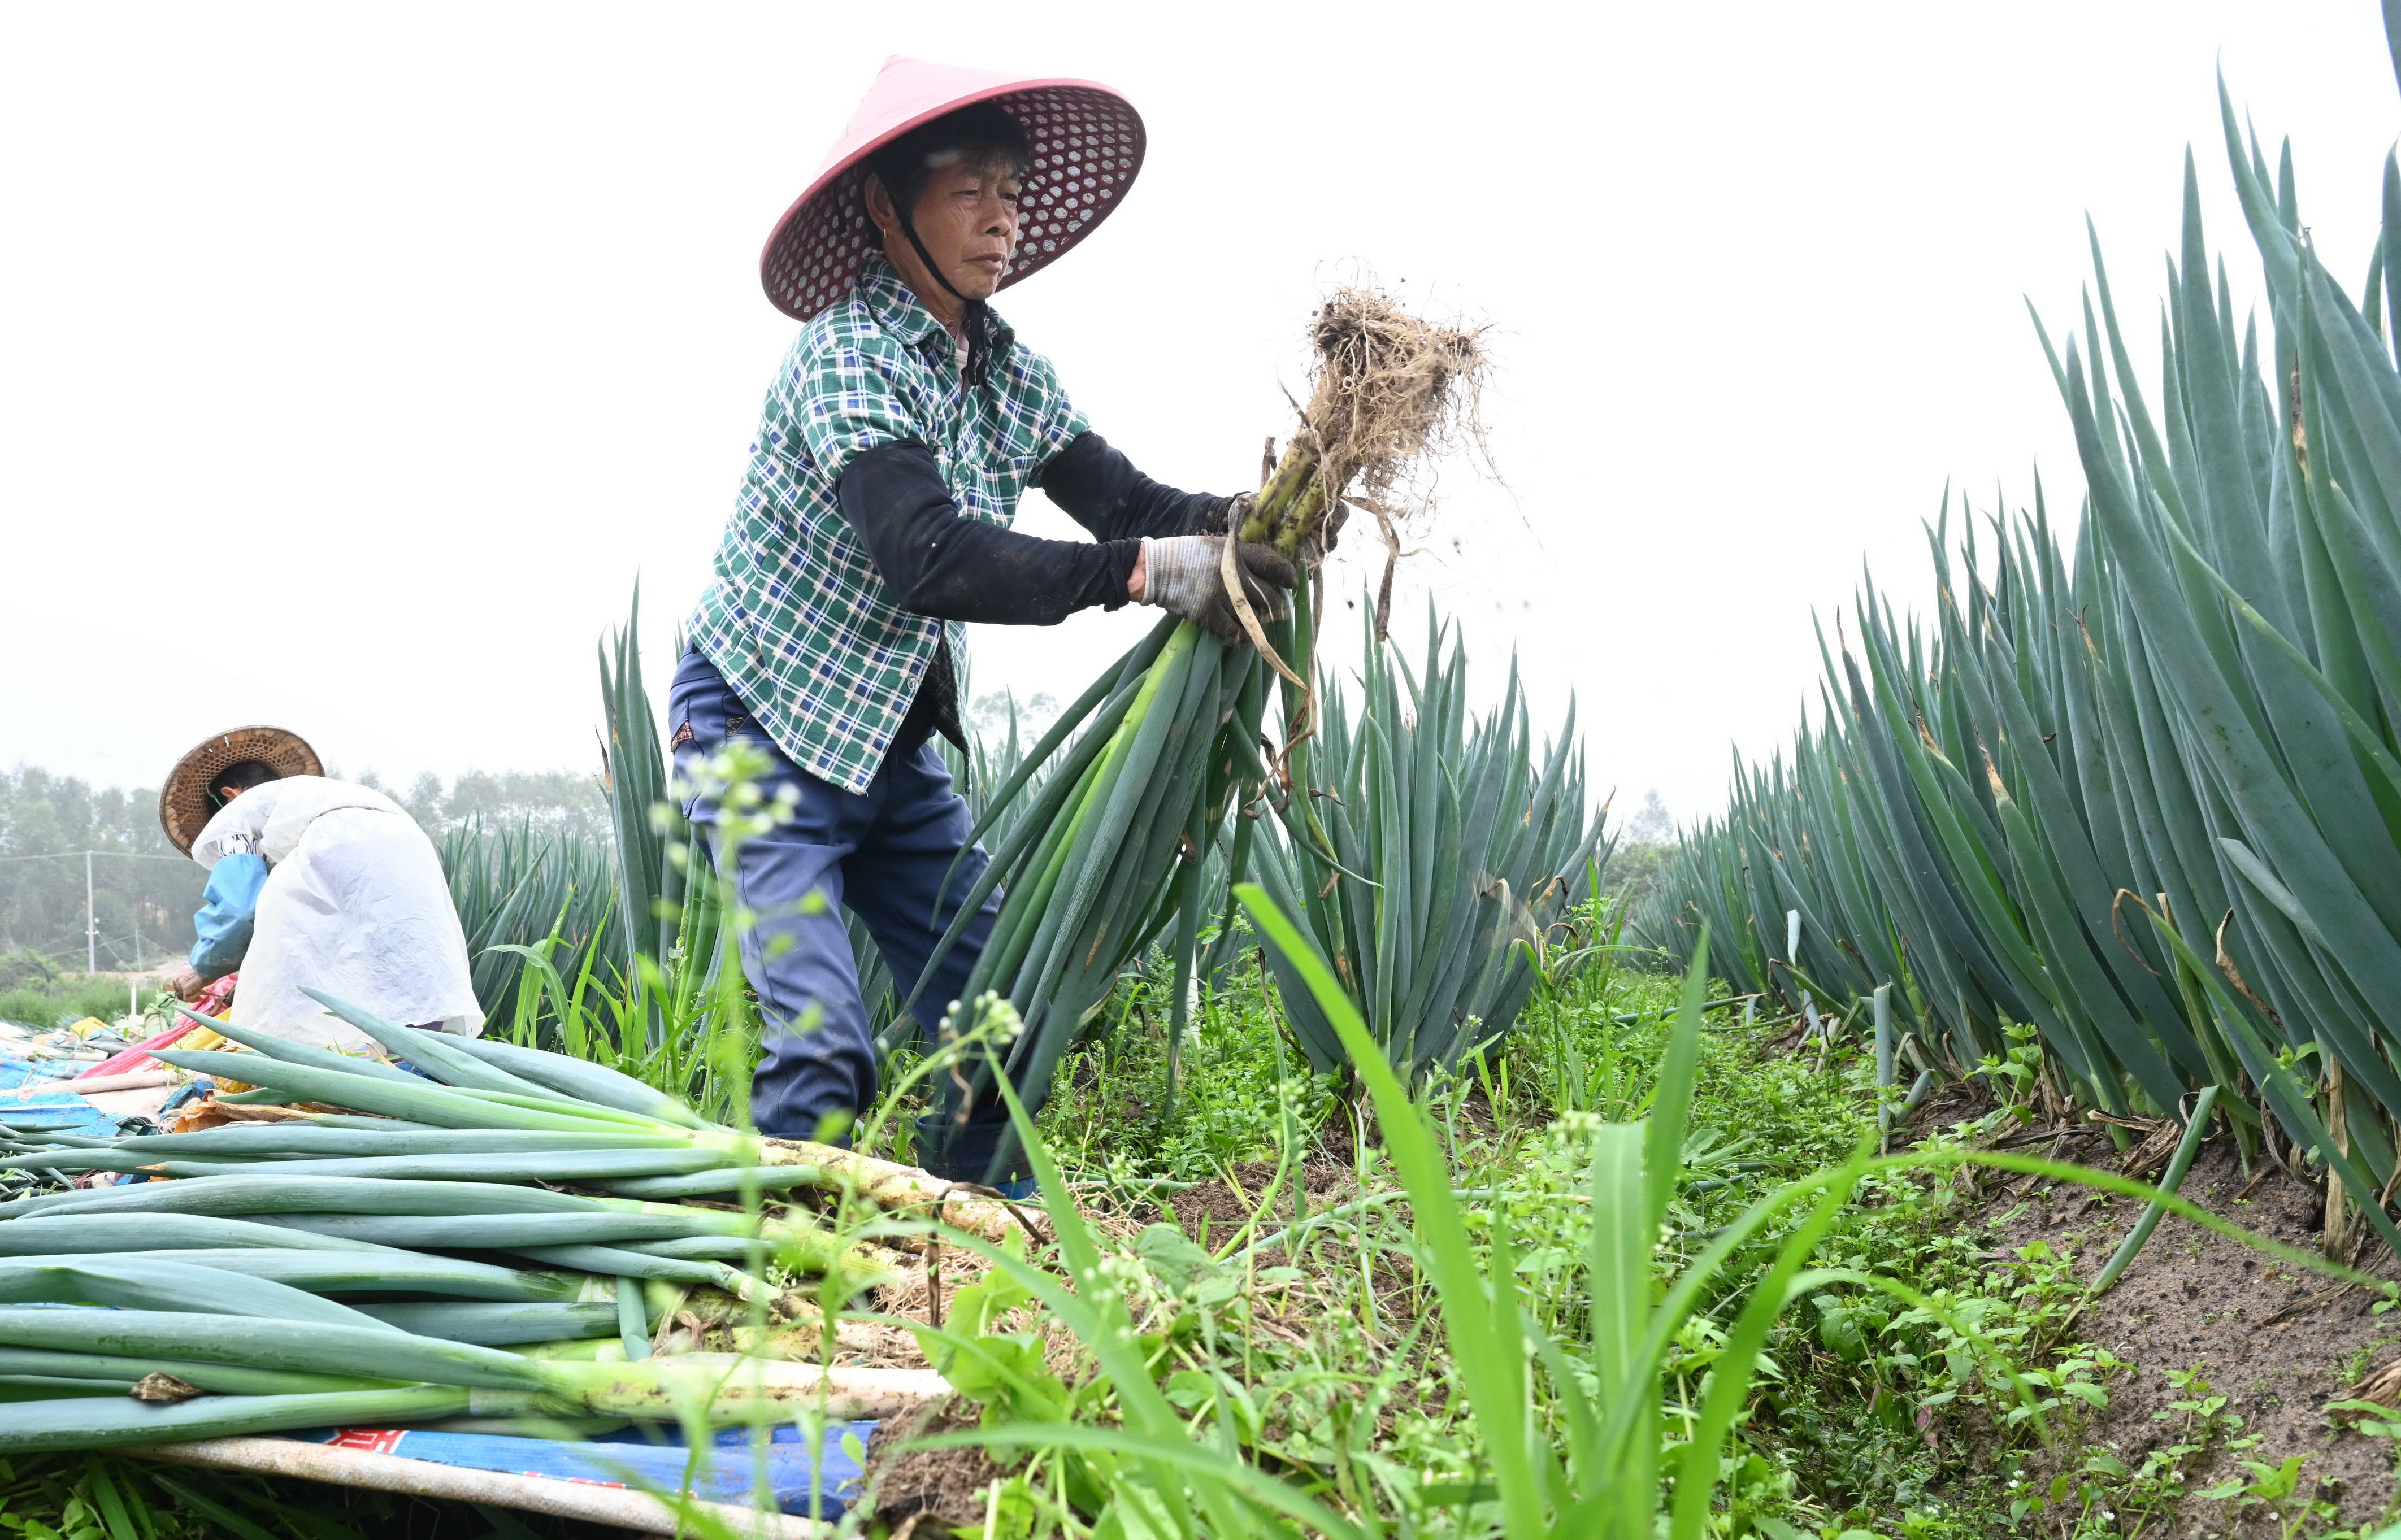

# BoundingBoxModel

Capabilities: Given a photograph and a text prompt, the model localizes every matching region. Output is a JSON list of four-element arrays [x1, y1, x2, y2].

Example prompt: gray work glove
[[1139, 534, 1297, 645]]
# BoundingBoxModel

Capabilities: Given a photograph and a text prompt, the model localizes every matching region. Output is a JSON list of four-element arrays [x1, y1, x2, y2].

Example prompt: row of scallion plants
[[441, 815, 621, 1018], [1635, 58, 2401, 1254], [1251, 602, 1608, 1082]]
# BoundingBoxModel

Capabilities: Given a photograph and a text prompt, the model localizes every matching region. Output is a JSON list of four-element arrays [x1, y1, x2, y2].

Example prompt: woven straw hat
[[760, 56, 1145, 323], [159, 726, 323, 855]]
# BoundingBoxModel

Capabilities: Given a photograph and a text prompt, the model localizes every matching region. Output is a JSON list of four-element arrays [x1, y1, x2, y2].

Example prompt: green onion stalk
[[903, 290, 1489, 1176], [0, 1308, 944, 1451], [22, 992, 1033, 1250]]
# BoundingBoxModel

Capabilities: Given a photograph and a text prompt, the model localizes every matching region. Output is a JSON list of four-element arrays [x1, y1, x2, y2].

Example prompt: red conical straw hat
[[761, 56, 1146, 323]]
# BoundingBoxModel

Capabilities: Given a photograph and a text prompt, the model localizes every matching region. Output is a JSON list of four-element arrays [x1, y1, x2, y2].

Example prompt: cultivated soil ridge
[[1987, 1129, 2401, 1534]]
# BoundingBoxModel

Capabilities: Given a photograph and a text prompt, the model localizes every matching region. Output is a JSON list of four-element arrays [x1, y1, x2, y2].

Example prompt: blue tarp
[[285, 1419, 878, 1516], [0, 1055, 130, 1139]]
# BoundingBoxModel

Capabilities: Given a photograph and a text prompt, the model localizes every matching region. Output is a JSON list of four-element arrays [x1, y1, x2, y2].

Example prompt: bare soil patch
[[857, 1393, 1016, 1537], [1167, 1156, 1362, 1244], [1992, 1132, 2401, 1533]]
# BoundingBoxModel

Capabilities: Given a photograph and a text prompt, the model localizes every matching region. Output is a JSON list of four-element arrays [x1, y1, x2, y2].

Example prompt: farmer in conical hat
[[679, 59, 1292, 1189], [160, 727, 481, 1052]]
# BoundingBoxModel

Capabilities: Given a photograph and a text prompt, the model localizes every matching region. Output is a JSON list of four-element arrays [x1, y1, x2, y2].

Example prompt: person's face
[[871, 153, 1023, 306]]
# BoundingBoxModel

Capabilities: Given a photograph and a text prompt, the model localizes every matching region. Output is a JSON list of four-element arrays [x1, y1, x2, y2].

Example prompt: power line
[[0, 850, 197, 973], [5, 930, 169, 971]]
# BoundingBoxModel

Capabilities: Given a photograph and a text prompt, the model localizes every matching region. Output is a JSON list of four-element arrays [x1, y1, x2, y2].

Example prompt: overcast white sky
[[5, 2, 2396, 828]]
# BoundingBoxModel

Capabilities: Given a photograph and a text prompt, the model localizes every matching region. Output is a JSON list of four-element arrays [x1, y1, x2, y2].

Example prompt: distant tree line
[[1600, 788, 1678, 913], [0, 767, 196, 975], [351, 768, 610, 844]]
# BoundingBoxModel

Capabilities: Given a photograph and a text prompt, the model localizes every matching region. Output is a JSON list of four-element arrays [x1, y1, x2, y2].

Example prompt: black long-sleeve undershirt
[[833, 432, 1227, 627], [1040, 429, 1228, 547], [833, 430, 1227, 759]]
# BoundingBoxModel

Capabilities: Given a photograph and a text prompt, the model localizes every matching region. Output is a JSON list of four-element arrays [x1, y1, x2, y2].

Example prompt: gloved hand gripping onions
[[906, 290, 1489, 1177]]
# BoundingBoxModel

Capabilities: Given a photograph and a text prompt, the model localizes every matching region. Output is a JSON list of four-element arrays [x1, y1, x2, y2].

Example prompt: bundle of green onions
[[906, 291, 1488, 1170], [0, 989, 965, 1452]]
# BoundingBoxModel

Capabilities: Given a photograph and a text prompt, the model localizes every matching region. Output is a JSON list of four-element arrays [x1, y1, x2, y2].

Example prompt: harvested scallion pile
[[0, 987, 963, 1452]]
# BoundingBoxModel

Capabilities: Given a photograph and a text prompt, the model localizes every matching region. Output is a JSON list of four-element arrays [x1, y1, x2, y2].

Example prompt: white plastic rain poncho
[[188, 775, 483, 1051]]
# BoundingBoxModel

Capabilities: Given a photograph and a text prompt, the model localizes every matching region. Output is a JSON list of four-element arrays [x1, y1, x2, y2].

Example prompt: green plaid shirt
[[688, 256, 1089, 795]]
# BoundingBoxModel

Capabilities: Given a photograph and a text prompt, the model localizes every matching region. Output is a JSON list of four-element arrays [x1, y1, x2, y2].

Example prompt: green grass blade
[[1238, 882, 1553, 1540], [1645, 929, 1708, 1235]]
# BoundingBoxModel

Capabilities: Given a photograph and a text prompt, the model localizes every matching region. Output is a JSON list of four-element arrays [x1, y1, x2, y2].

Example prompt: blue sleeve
[[190, 852, 267, 977]]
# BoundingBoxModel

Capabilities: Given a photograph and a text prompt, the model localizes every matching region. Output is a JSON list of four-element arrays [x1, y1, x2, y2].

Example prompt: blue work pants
[[667, 649, 1013, 1181]]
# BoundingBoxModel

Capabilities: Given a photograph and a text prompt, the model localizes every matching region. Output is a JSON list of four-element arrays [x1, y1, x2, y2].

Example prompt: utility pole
[[85, 851, 97, 973]]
